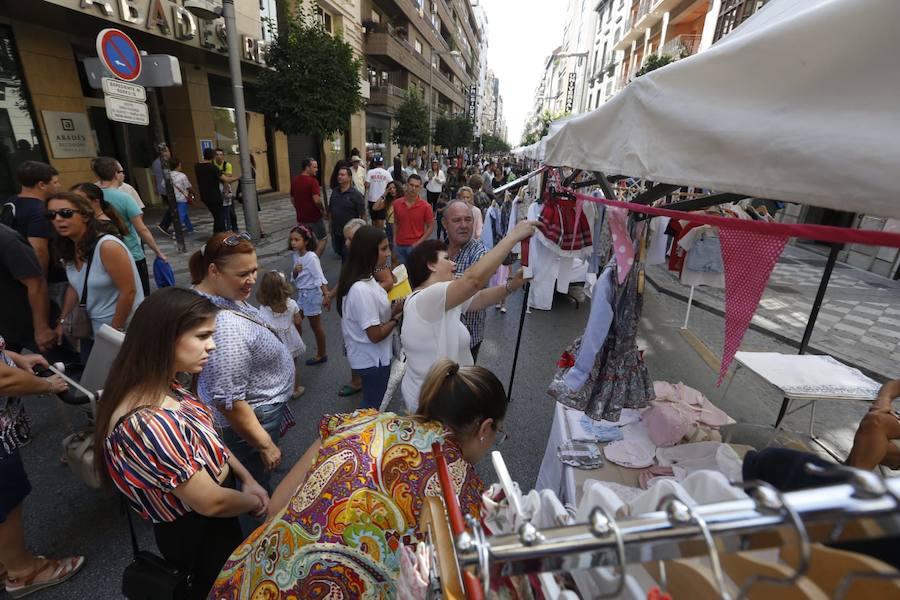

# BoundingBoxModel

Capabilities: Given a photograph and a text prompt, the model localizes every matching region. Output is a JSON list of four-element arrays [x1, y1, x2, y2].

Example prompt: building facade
[[0, 0, 299, 203], [361, 0, 481, 161]]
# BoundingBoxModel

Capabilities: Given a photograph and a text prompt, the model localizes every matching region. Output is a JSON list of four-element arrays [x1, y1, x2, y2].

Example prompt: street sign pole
[[147, 87, 186, 253]]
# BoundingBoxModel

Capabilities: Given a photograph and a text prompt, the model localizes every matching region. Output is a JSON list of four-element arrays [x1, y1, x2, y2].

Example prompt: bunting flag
[[606, 206, 634, 284], [717, 229, 789, 385]]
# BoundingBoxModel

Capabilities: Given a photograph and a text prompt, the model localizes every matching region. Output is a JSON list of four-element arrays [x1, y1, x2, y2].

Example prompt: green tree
[[634, 54, 676, 78], [393, 89, 430, 149], [521, 109, 568, 146], [482, 133, 510, 153], [434, 114, 473, 154], [257, 0, 362, 138]]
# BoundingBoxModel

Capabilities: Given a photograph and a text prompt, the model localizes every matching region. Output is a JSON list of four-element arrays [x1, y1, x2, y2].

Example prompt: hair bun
[[446, 362, 460, 377]]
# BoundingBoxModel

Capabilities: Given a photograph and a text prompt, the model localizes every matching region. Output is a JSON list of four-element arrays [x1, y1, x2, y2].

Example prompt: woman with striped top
[[95, 287, 269, 599]]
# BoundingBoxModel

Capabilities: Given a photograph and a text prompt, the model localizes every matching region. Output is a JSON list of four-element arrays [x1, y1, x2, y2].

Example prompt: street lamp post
[[427, 47, 461, 161], [185, 0, 261, 240]]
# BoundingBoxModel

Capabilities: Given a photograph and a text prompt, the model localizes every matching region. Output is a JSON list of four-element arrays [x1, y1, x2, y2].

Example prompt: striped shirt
[[104, 385, 229, 523]]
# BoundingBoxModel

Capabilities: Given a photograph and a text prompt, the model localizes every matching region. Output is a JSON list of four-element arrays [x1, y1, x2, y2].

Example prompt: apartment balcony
[[613, 0, 687, 52], [367, 84, 408, 113], [364, 32, 465, 108], [660, 34, 701, 58]]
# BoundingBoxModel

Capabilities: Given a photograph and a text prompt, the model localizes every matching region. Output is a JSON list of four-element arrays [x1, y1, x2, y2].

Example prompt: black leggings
[[152, 510, 243, 599]]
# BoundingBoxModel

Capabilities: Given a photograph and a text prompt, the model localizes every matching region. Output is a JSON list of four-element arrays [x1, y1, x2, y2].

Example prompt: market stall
[[408, 0, 900, 597]]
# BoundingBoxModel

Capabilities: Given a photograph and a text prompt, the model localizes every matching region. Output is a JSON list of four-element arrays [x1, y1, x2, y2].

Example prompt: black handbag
[[121, 499, 193, 599]]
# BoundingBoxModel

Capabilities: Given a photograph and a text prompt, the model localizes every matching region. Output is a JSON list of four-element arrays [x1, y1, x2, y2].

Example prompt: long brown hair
[[335, 225, 386, 316], [94, 287, 219, 485], [188, 232, 256, 284], [70, 182, 129, 237], [416, 359, 508, 437], [47, 192, 107, 263]]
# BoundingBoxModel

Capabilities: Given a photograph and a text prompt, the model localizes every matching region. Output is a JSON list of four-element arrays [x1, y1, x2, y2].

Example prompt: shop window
[[0, 25, 47, 196]]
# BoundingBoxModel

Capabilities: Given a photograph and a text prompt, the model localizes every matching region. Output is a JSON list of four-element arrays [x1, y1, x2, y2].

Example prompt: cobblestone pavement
[[647, 243, 900, 381], [142, 193, 300, 282]]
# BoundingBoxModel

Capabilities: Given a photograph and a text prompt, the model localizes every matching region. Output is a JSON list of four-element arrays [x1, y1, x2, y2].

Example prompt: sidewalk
[[646, 244, 900, 381], [141, 192, 298, 282]]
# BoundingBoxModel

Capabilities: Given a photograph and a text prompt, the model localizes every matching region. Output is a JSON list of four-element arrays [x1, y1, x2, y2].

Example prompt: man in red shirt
[[392, 174, 434, 265], [290, 158, 327, 255]]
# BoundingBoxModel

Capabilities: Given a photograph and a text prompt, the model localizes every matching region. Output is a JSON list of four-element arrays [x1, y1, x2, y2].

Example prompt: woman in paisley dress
[[209, 359, 510, 599]]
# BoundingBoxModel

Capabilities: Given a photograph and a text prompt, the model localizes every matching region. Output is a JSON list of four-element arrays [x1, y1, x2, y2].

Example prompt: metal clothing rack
[[427, 444, 900, 599]]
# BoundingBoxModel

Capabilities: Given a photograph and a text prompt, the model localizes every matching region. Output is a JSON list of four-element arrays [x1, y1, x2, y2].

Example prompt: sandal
[[6, 556, 85, 598], [305, 355, 328, 366], [291, 386, 306, 399], [338, 384, 362, 397]]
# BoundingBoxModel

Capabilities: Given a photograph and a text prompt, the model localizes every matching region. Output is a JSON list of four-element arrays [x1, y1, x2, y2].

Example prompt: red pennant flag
[[717, 230, 789, 385]]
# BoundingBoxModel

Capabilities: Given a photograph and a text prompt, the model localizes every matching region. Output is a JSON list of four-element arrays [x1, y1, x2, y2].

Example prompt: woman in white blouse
[[400, 219, 537, 412], [335, 226, 403, 409]]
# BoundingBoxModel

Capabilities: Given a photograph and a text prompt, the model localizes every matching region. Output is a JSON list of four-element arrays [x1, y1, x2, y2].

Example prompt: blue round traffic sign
[[96, 28, 142, 82]]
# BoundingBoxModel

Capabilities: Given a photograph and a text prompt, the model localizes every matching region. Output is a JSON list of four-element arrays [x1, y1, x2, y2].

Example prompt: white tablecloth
[[735, 352, 880, 399]]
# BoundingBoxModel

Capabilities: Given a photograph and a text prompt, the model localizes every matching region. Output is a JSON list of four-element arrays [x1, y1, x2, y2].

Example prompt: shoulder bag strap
[[79, 236, 104, 305], [122, 496, 141, 557], [226, 308, 281, 338]]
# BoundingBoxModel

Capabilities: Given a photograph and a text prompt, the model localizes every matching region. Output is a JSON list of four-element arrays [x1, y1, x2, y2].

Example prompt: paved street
[[648, 244, 900, 380], [11, 196, 896, 598]]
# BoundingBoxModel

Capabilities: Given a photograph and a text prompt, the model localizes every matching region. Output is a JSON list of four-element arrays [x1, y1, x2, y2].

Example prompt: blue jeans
[[395, 244, 412, 265], [222, 402, 285, 535], [221, 402, 285, 493], [358, 364, 391, 410], [176, 203, 194, 232]]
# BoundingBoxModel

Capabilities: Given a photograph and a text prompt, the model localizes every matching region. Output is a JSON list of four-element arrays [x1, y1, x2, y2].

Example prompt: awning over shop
[[543, 0, 900, 218]]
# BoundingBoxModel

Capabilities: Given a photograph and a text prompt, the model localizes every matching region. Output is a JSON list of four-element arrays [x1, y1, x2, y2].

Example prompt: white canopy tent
[[543, 0, 900, 219]]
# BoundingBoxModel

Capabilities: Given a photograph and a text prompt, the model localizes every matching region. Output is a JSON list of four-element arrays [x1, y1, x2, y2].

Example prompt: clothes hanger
[[418, 496, 464, 599], [731, 481, 817, 600], [587, 505, 627, 599], [658, 495, 733, 600], [778, 543, 900, 598], [491, 450, 525, 523]]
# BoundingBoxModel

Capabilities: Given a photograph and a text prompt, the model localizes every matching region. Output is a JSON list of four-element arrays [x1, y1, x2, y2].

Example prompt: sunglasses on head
[[45, 208, 81, 220], [200, 232, 252, 256]]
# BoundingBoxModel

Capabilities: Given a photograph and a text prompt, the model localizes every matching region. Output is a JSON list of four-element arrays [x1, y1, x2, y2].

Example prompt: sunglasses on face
[[45, 208, 81, 220]]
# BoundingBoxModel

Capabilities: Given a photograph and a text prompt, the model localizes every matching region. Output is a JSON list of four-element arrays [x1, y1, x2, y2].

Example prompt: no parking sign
[[96, 28, 142, 82]]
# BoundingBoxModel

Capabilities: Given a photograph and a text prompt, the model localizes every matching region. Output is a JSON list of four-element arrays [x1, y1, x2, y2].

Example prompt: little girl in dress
[[257, 271, 306, 398]]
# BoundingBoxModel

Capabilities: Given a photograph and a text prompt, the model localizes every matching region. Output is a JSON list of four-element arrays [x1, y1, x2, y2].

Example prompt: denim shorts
[[297, 288, 324, 316]]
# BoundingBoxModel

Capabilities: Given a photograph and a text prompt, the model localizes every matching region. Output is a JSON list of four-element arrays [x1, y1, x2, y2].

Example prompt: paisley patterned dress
[[209, 409, 484, 599]]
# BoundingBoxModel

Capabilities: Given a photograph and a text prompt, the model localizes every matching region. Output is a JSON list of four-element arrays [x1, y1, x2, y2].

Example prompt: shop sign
[[467, 84, 477, 120], [565, 72, 577, 112], [41, 111, 98, 158], [104, 95, 150, 125], [52, 0, 268, 65], [199, 138, 213, 154]]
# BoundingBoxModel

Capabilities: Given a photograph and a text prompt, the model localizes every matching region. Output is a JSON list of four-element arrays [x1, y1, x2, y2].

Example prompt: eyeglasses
[[200, 232, 252, 256], [494, 426, 508, 448], [45, 208, 80, 220]]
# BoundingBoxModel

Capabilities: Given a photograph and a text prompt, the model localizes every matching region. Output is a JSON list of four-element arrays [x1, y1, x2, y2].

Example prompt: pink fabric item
[[638, 466, 675, 489], [717, 230, 788, 384], [652, 381, 733, 428], [573, 191, 900, 249], [606, 206, 634, 284], [643, 403, 693, 448]]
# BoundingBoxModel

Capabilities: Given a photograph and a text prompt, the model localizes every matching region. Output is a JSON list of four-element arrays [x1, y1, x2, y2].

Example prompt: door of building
[[247, 111, 270, 191]]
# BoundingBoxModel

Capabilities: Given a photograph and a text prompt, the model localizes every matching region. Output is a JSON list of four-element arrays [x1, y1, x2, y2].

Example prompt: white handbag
[[62, 429, 102, 489]]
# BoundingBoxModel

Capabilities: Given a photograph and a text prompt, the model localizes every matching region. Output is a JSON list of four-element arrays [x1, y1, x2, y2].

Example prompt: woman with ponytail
[[210, 359, 509, 599]]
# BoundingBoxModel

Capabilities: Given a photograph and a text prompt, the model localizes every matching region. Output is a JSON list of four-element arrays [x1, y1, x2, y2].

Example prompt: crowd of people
[[2, 150, 900, 598]]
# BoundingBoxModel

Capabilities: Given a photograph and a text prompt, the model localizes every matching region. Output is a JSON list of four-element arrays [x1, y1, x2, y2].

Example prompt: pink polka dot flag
[[717, 229, 789, 385]]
